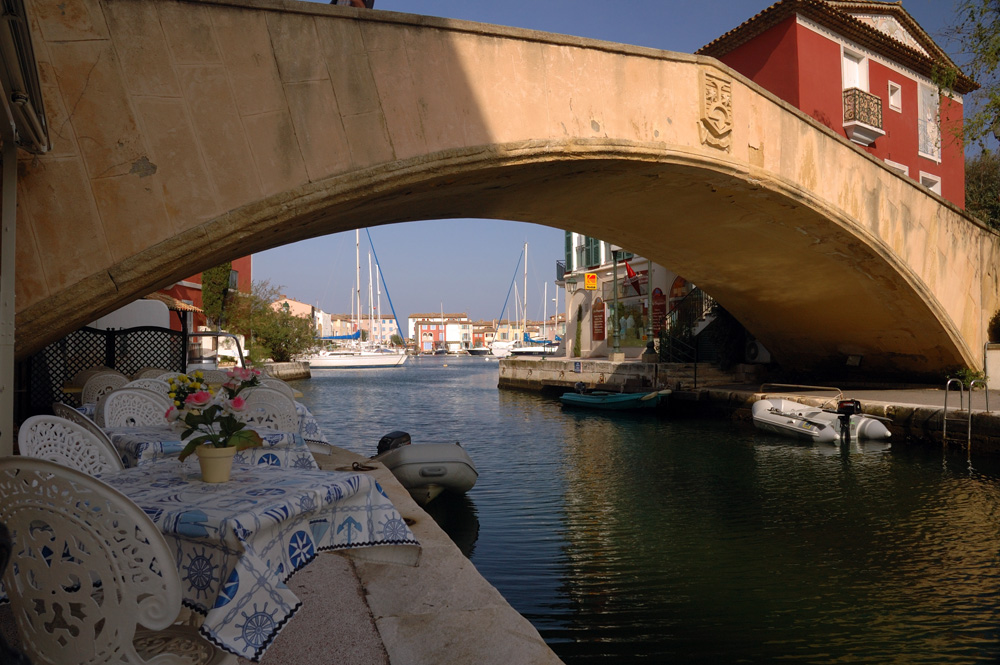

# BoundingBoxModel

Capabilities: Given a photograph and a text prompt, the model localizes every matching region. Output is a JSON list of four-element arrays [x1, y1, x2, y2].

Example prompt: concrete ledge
[[265, 361, 310, 380], [313, 447, 564, 665]]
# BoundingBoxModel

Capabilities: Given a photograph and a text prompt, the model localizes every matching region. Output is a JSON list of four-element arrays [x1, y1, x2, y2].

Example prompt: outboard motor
[[377, 430, 411, 456], [836, 399, 862, 443]]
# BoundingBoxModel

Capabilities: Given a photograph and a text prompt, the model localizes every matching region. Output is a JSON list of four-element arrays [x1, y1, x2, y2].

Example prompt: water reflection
[[422, 494, 480, 558], [296, 361, 1000, 664]]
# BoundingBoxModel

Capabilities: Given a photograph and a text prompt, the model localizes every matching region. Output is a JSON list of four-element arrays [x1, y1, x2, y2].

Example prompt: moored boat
[[751, 397, 891, 443], [372, 431, 478, 505], [559, 387, 670, 411], [309, 349, 407, 369]]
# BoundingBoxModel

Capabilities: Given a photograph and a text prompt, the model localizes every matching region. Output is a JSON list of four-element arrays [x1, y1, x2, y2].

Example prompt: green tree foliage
[[390, 333, 405, 347], [937, 1, 1000, 148], [966, 150, 1000, 228], [201, 262, 232, 329], [224, 280, 315, 363]]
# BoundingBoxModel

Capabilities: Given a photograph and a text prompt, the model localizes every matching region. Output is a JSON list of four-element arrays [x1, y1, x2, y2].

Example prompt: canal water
[[293, 355, 1000, 664]]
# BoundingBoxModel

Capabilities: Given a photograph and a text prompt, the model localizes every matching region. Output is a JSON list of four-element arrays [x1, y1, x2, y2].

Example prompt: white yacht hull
[[309, 351, 407, 369]]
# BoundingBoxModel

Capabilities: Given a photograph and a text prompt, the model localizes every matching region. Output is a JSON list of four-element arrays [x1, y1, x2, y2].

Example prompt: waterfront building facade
[[697, 0, 975, 206], [157, 256, 253, 332], [410, 313, 473, 353], [561, 232, 692, 359]]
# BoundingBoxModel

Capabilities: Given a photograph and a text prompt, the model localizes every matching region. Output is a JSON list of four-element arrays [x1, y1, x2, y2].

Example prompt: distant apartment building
[[359, 315, 402, 345], [410, 313, 472, 353], [271, 295, 321, 336]]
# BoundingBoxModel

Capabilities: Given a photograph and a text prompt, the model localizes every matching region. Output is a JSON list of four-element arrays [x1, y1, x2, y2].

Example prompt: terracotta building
[[157, 256, 253, 331], [696, 0, 977, 207]]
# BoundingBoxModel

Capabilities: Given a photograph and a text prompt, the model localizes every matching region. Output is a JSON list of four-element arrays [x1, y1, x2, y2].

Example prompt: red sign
[[592, 298, 605, 341], [652, 290, 667, 335]]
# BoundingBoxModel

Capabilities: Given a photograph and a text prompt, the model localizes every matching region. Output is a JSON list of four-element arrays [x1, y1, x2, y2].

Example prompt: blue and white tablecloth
[[99, 463, 420, 661], [294, 401, 330, 448], [104, 425, 318, 469], [80, 400, 331, 448]]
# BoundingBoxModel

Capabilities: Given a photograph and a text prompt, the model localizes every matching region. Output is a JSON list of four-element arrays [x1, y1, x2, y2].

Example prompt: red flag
[[624, 261, 641, 295]]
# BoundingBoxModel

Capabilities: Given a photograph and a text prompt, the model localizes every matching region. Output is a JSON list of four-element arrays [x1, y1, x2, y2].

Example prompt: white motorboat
[[309, 349, 407, 369], [751, 397, 891, 444], [373, 431, 478, 505]]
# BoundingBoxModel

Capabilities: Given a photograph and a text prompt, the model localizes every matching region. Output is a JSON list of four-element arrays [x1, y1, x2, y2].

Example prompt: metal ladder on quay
[[942, 378, 989, 449]]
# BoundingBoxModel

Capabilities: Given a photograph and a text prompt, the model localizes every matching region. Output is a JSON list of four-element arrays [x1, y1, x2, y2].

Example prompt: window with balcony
[[843, 88, 884, 146]]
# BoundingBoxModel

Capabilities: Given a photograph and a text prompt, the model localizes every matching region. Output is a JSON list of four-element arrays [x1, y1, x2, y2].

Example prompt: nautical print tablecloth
[[294, 401, 330, 447], [79, 400, 331, 448], [104, 425, 318, 469], [99, 463, 420, 661]]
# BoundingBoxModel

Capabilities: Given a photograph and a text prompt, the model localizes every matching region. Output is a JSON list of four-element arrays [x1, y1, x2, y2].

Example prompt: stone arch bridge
[[10, 0, 1000, 380]]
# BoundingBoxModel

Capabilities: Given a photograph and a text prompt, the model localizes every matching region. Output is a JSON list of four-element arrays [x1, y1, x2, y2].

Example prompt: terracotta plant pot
[[195, 444, 237, 483]]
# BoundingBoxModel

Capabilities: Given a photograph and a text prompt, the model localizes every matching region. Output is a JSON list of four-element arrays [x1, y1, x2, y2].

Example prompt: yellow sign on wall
[[585, 273, 597, 290]]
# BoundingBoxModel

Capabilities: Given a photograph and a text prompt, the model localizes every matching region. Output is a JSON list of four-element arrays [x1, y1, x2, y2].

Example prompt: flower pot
[[195, 444, 237, 483]]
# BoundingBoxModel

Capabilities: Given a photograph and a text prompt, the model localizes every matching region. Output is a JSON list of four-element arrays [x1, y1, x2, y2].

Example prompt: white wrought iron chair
[[0, 457, 234, 665], [101, 388, 172, 428], [132, 366, 172, 379], [17, 414, 124, 475], [198, 369, 230, 384], [124, 378, 172, 396], [81, 371, 129, 406], [70, 365, 114, 387], [50, 402, 125, 467], [260, 377, 296, 400], [155, 371, 187, 383], [239, 387, 298, 432]]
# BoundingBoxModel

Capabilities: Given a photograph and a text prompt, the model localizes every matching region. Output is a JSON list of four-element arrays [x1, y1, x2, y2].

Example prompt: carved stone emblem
[[699, 71, 732, 151]]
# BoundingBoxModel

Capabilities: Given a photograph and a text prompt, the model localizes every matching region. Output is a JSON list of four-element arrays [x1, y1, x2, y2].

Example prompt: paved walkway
[[242, 446, 564, 665]]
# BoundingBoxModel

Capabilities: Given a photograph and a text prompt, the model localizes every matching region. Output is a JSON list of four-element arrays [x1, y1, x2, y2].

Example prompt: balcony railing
[[842, 88, 885, 146], [555, 260, 566, 282]]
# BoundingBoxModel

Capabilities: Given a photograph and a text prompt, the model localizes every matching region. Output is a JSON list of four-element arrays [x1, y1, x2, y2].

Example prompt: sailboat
[[309, 230, 407, 370], [490, 242, 527, 358], [490, 242, 559, 357]]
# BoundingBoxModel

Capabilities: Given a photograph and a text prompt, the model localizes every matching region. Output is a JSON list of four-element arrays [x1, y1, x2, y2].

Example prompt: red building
[[697, 0, 977, 207], [157, 256, 253, 332]]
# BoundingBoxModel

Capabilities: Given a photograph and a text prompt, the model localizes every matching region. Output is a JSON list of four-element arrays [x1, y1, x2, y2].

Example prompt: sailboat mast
[[355, 229, 361, 343], [522, 241, 528, 344], [376, 264, 382, 346], [543, 282, 547, 340], [368, 252, 374, 347]]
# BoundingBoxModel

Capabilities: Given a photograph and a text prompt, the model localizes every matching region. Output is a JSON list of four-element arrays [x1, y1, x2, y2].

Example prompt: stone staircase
[[658, 362, 759, 390]]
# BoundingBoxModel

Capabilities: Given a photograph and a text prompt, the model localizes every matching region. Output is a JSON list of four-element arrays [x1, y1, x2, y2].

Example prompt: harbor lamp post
[[611, 248, 620, 353]]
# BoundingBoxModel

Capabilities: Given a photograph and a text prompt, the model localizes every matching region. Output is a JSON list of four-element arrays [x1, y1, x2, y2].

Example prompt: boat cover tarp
[[320, 331, 361, 340]]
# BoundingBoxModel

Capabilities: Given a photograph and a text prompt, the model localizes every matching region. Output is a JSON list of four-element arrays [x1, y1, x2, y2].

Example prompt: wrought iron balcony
[[842, 87, 885, 146], [555, 260, 566, 282]]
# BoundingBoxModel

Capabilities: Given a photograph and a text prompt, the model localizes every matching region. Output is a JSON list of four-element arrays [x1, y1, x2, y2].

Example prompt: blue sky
[[254, 0, 963, 323]]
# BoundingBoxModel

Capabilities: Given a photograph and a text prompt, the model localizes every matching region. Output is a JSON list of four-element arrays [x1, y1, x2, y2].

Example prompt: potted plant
[[169, 388, 263, 483]]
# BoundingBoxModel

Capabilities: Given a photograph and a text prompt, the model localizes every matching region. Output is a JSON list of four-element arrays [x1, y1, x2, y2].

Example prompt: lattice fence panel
[[26, 327, 185, 416]]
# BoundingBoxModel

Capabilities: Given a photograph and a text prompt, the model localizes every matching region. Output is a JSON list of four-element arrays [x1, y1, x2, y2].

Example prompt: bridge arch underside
[[17, 147, 971, 380]]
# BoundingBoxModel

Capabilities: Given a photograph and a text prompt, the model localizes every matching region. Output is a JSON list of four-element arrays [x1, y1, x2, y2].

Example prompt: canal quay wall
[[264, 361, 310, 380], [498, 357, 1000, 456]]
